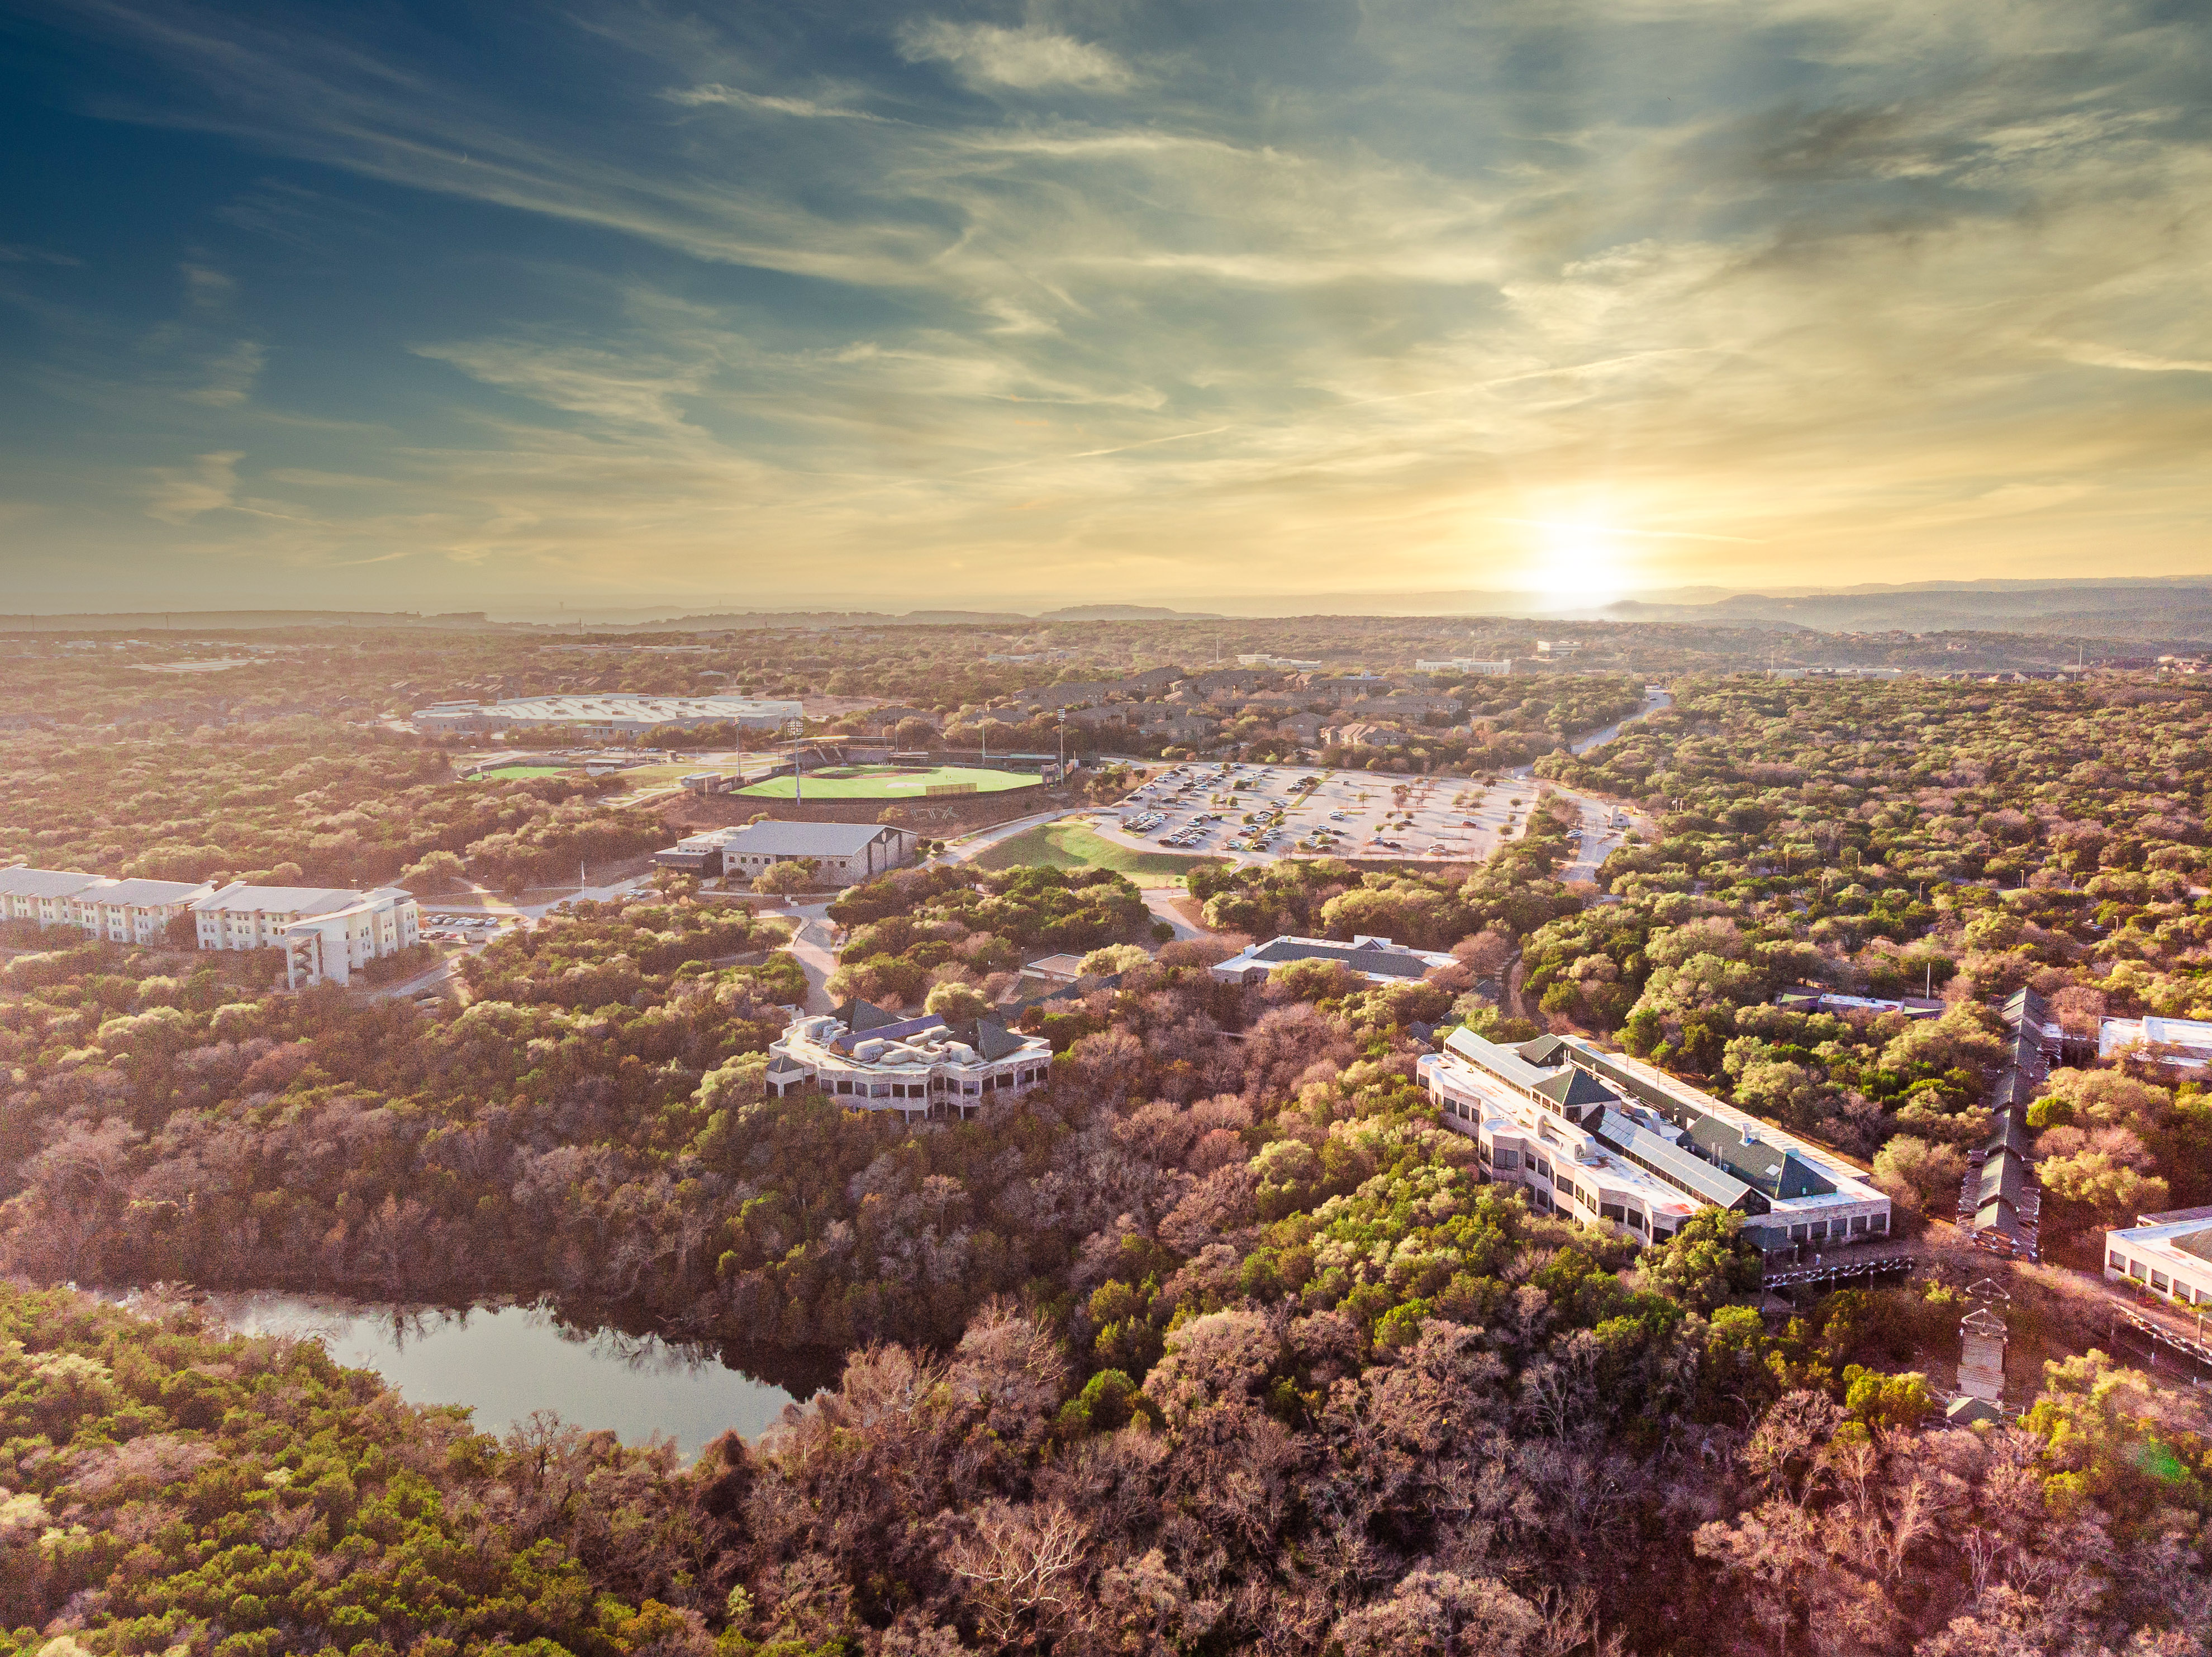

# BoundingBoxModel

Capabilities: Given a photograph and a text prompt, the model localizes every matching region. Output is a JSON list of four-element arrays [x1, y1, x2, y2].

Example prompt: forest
[[3, 645, 2211, 1654], [821, 866, 1159, 1010], [0, 723, 665, 896], [1528, 676, 2212, 1251]]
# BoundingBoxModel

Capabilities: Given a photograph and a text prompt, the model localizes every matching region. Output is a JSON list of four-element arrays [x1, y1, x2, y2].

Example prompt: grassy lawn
[[971, 820, 1225, 887], [740, 764, 1041, 800], [475, 765, 572, 780], [603, 762, 722, 795]]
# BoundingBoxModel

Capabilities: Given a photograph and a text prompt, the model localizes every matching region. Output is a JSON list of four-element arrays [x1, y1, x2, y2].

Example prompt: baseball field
[[736, 763, 1043, 800]]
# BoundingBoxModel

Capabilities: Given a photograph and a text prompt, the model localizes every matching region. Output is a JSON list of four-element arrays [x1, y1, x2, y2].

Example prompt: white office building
[[765, 1000, 1053, 1122], [193, 882, 421, 989], [2104, 1206, 2212, 1309], [1418, 1029, 1891, 1254], [2099, 1014, 2212, 1072]]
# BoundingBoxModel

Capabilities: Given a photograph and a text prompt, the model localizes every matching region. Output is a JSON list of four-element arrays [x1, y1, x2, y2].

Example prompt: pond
[[169, 1292, 830, 1461]]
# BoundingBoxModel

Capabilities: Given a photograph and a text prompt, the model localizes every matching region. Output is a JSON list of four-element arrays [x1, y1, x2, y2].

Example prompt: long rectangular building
[[2, 864, 420, 989], [654, 820, 916, 885], [1, 867, 213, 944], [1418, 1028, 1890, 1255], [413, 694, 804, 738]]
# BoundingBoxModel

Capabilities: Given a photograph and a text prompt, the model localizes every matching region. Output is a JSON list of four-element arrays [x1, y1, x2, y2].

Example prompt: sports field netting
[[738, 764, 1042, 800]]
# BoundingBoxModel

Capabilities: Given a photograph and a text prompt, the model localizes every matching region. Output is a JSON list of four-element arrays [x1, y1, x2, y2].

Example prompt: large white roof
[[421, 694, 802, 723], [195, 883, 410, 915], [0, 867, 107, 901], [709, 820, 903, 856]]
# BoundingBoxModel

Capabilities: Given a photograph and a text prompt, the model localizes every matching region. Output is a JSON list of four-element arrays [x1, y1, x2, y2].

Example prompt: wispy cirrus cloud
[[895, 20, 1135, 92], [145, 449, 242, 522], [3, 0, 2208, 609], [659, 83, 888, 121]]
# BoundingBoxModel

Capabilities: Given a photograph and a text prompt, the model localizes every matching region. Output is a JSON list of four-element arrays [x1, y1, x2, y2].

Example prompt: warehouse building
[[412, 694, 804, 738], [1418, 1029, 1890, 1254], [765, 1000, 1054, 1122], [654, 819, 917, 885]]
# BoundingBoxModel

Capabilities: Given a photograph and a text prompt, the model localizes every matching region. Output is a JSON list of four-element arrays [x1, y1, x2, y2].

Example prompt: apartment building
[[1, 867, 213, 943], [1415, 657, 1514, 676], [765, 999, 1054, 1122], [2, 863, 419, 989], [193, 882, 421, 989], [1417, 1029, 1891, 1254]]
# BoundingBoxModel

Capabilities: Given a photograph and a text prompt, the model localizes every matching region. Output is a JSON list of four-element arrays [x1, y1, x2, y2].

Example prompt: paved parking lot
[[1092, 760, 1640, 873]]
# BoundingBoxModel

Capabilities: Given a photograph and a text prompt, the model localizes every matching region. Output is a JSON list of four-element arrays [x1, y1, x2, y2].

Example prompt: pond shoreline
[[94, 1285, 840, 1460]]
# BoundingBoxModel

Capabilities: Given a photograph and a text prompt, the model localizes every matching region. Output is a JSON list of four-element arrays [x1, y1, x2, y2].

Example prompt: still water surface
[[193, 1292, 815, 1460]]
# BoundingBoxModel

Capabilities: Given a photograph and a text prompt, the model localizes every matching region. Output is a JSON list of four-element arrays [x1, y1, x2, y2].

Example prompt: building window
[[2130, 1261, 2147, 1280], [2109, 1250, 2127, 1272], [2151, 1271, 2169, 1294], [1850, 1215, 1868, 1235]]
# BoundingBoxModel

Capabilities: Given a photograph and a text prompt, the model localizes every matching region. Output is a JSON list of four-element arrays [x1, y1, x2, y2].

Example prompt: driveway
[[777, 901, 840, 1013], [1144, 887, 1205, 941]]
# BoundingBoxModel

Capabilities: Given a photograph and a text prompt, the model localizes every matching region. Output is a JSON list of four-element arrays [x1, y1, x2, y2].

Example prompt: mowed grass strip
[[739, 765, 1040, 799], [475, 765, 571, 780], [971, 821, 1225, 887]]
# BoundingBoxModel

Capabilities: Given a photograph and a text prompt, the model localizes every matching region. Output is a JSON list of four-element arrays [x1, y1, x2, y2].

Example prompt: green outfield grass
[[476, 765, 571, 780], [971, 820, 1225, 887], [739, 763, 1042, 800]]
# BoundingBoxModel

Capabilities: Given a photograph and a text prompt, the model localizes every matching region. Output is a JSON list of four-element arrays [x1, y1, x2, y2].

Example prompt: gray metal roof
[[93, 879, 211, 905], [1533, 1069, 1618, 1112], [1593, 1110, 1759, 1209], [1248, 937, 1431, 979], [1977, 1150, 2029, 1209], [0, 867, 106, 900], [720, 820, 903, 857], [1686, 1115, 1788, 1186]]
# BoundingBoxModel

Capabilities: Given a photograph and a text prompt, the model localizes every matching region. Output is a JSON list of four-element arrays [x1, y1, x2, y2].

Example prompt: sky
[[1, 0, 2208, 617]]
